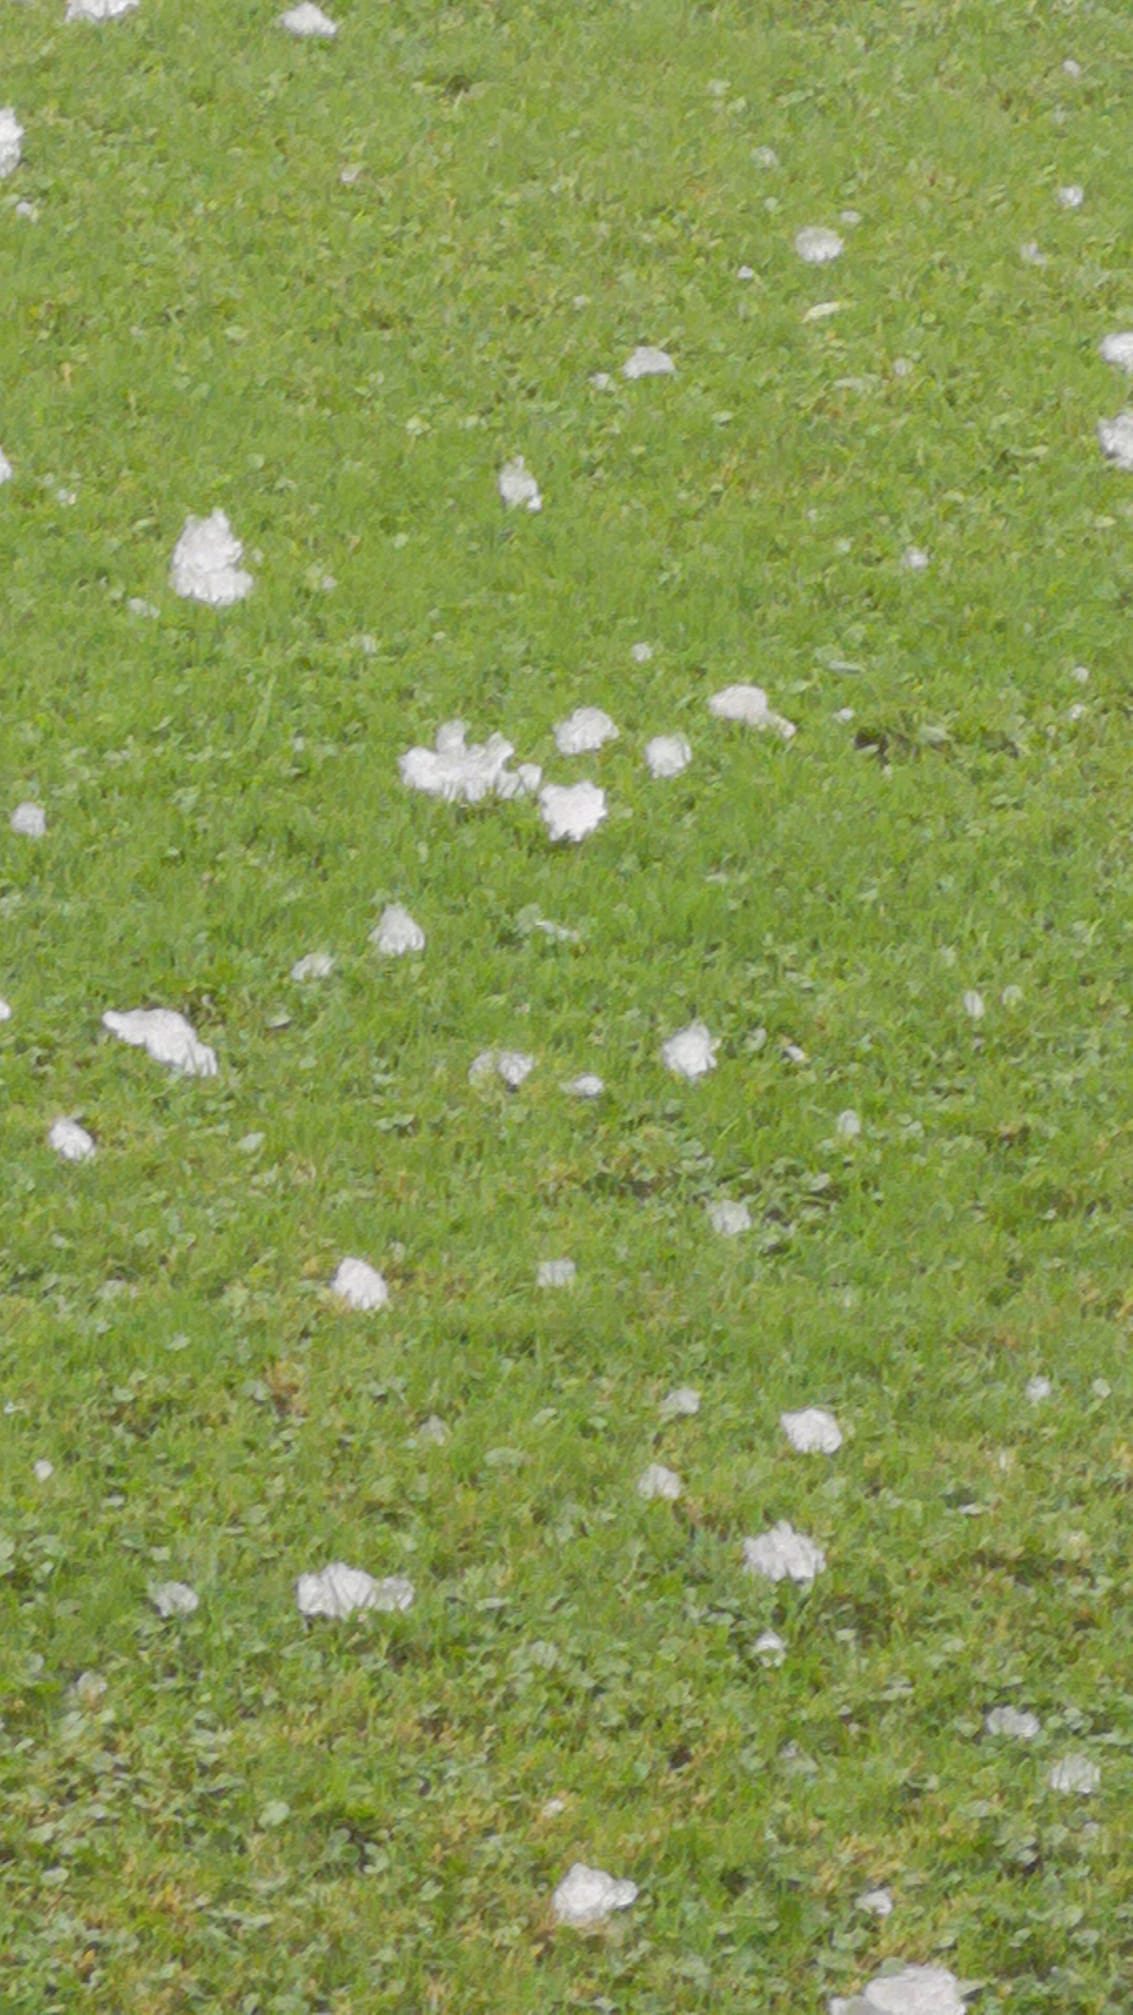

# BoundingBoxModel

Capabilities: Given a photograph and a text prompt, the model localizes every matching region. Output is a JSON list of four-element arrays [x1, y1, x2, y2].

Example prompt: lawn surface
[[2, 1, 1132, 2010]]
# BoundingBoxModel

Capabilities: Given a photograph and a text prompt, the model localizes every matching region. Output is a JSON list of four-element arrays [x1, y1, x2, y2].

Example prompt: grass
[[2, 0, 1133, 2008]]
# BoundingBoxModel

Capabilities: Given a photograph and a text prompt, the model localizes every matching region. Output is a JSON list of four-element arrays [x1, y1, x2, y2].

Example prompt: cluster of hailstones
[[4, 37, 1111, 1993]]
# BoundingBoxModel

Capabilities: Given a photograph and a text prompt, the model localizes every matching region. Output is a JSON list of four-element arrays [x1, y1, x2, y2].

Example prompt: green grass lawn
[[2, 1, 1133, 2008]]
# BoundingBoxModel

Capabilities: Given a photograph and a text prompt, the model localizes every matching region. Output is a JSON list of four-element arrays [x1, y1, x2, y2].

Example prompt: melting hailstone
[[498, 455, 542, 511], [795, 225, 843, 264], [986, 1706, 1041, 1740], [660, 1386, 700, 1419], [554, 707, 618, 756], [855, 1888, 894, 1918], [709, 684, 796, 739], [552, 1863, 637, 1927], [644, 733, 691, 778], [562, 1072, 604, 1098], [637, 1463, 682, 1501], [780, 1407, 842, 1454], [661, 1021, 717, 1080], [623, 345, 676, 380], [0, 999, 10, 1022], [0, 449, 11, 484], [49, 1118, 96, 1163], [1049, 1754, 1099, 1794], [330, 1258, 389, 1311], [742, 1521, 825, 1585], [103, 1008, 218, 1077], [1099, 332, 1133, 371], [1057, 184, 1084, 209], [66, 0, 139, 17], [170, 510, 254, 607], [400, 721, 541, 804], [296, 1563, 414, 1619], [469, 1048, 535, 1089], [829, 1964, 968, 2015], [537, 1258, 576, 1288], [280, 2, 338, 34], [0, 108, 23, 178], [707, 1198, 751, 1237], [370, 904, 425, 955], [10, 801, 46, 837], [755, 1629, 786, 1667], [538, 780, 607, 843], [149, 1581, 199, 1618], [1097, 413, 1133, 470], [290, 952, 334, 981]]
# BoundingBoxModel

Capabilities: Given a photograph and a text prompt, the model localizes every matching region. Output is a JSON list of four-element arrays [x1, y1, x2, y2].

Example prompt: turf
[[2, 1, 1132, 2009]]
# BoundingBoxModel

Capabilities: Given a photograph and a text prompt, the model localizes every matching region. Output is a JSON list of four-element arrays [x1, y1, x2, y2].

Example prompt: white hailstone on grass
[[73, 1671, 108, 1709], [538, 780, 607, 843], [552, 1863, 637, 1927], [1057, 184, 1084, 209], [902, 545, 930, 571], [1067, 701, 1086, 722], [537, 1258, 576, 1288], [0, 108, 23, 178], [498, 455, 542, 512], [469, 1048, 536, 1089], [0, 998, 10, 1021], [103, 1008, 218, 1077], [829, 1965, 968, 2015], [986, 1705, 1041, 1740], [400, 721, 541, 805], [637, 1463, 682, 1502], [755, 1629, 786, 1667], [330, 1257, 389, 1311], [562, 1072, 604, 1098], [795, 225, 843, 264], [623, 345, 676, 380], [1099, 333, 1133, 371], [416, 1415, 449, 1446], [49, 1118, 96, 1163], [709, 683, 796, 739], [280, 2, 337, 34], [855, 1888, 894, 1918], [370, 904, 425, 955], [290, 952, 334, 981], [1097, 413, 1133, 470], [1071, 663, 1090, 684], [1020, 240, 1046, 267], [834, 706, 855, 723], [149, 1581, 199, 1618], [296, 1563, 414, 1619], [644, 733, 691, 779], [170, 511, 253, 607], [589, 371, 613, 390], [660, 1386, 700, 1419], [962, 989, 985, 1021], [554, 707, 618, 756], [126, 596, 159, 617], [742, 1521, 825, 1585], [803, 299, 842, 322], [11, 801, 46, 837], [661, 1020, 717, 1080], [630, 641, 654, 663], [0, 448, 12, 485], [33, 1458, 54, 1482], [737, 264, 755, 281], [1026, 1374, 1052, 1404], [1049, 1754, 1099, 1795], [707, 1198, 751, 1237], [780, 1407, 842, 1455], [753, 144, 779, 167], [66, 0, 138, 16], [835, 1109, 861, 1139], [1000, 984, 1023, 1008]]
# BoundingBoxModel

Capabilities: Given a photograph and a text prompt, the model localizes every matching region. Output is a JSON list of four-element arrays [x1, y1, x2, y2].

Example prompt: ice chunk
[[552, 1863, 637, 1927], [538, 780, 607, 843], [742, 1521, 825, 1585], [296, 1563, 414, 1619], [707, 1198, 751, 1237], [66, 0, 138, 17], [1100, 332, 1133, 371], [631, 641, 654, 664], [781, 1407, 842, 1454], [330, 1257, 388, 1311], [563, 1072, 604, 1098], [149, 1581, 199, 1618], [400, 721, 540, 805], [290, 952, 334, 981], [10, 801, 46, 837], [637, 1462, 682, 1501], [469, 1048, 535, 1089], [660, 1386, 700, 1419], [830, 1964, 967, 2015], [0, 999, 10, 1022], [1049, 1754, 1099, 1794], [170, 510, 253, 607], [1057, 184, 1084, 209], [855, 1888, 894, 1918], [709, 684, 796, 739], [644, 733, 691, 778], [537, 1258, 576, 1288], [962, 989, 985, 1021], [1098, 413, 1133, 470], [49, 1118, 96, 1163], [755, 1629, 786, 1667], [661, 1021, 717, 1080], [902, 545, 930, 571], [0, 108, 23, 179], [103, 1008, 218, 1077], [498, 455, 542, 511], [554, 707, 618, 756], [985, 1705, 1041, 1740], [795, 226, 843, 265], [280, 2, 337, 35], [0, 449, 11, 485], [623, 345, 675, 380], [370, 904, 425, 955], [1026, 1374, 1052, 1405], [33, 1458, 53, 1482]]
